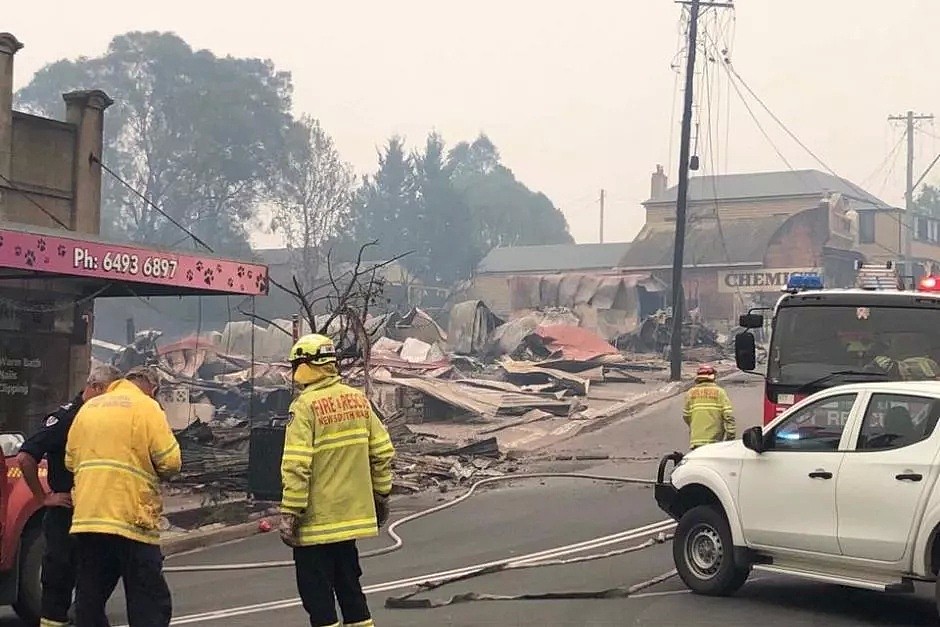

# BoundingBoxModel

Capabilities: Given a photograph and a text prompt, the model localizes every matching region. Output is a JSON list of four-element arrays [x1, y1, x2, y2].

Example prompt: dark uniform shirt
[[19, 394, 84, 493]]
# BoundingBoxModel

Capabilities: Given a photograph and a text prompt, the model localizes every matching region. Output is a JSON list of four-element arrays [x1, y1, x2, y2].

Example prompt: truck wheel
[[673, 505, 750, 596], [12, 526, 44, 625], [935, 577, 940, 619]]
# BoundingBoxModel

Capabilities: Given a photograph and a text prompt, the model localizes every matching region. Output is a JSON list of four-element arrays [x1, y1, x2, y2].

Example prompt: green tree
[[350, 136, 420, 265], [15, 31, 293, 255], [914, 185, 940, 219], [449, 134, 573, 251], [412, 133, 474, 284], [347, 132, 573, 289]]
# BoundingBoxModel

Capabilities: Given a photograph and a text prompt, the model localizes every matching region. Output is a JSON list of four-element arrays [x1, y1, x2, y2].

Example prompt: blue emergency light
[[786, 273, 824, 291]]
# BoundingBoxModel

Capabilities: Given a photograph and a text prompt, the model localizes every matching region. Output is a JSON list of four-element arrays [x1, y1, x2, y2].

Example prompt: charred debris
[[95, 248, 727, 499]]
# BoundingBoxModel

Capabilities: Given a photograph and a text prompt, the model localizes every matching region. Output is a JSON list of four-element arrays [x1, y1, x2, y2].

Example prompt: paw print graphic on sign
[[37, 239, 47, 252], [24, 250, 36, 267], [57, 244, 67, 257], [14, 246, 22, 257], [0, 235, 5, 248], [237, 266, 246, 278], [203, 268, 215, 286], [195, 261, 204, 272], [186, 269, 194, 282], [227, 277, 235, 288]]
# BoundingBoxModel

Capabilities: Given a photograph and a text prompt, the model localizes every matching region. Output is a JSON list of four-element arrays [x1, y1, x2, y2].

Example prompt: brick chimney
[[651, 164, 668, 199], [0, 33, 23, 189], [64, 89, 113, 234]]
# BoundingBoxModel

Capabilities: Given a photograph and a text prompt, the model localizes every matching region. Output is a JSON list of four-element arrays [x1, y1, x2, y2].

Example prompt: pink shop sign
[[0, 228, 268, 296]]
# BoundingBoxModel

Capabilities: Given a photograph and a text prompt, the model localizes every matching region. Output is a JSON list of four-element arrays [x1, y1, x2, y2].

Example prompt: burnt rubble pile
[[173, 419, 251, 492], [95, 301, 727, 498], [384, 411, 519, 493], [614, 308, 725, 363]]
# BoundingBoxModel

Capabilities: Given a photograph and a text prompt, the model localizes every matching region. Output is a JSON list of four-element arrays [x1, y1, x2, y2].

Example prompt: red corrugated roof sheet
[[534, 324, 618, 362]]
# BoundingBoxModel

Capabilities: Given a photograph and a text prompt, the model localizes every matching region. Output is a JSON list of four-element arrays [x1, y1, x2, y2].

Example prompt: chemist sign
[[717, 267, 818, 293]]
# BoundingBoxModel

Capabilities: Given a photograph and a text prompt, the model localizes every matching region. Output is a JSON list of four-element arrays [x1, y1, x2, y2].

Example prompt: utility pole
[[669, 0, 701, 382], [599, 189, 605, 243], [889, 110, 934, 269]]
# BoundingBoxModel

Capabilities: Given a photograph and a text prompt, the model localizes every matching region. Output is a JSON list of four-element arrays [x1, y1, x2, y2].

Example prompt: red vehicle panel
[[1, 456, 47, 571]]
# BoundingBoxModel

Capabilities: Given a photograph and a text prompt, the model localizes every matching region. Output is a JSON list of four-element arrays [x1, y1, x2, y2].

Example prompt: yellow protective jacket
[[65, 380, 181, 545], [872, 355, 940, 381], [280, 375, 395, 546], [683, 380, 735, 449]]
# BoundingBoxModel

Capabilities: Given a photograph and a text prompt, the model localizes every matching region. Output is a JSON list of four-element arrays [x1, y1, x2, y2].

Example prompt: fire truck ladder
[[855, 261, 904, 290]]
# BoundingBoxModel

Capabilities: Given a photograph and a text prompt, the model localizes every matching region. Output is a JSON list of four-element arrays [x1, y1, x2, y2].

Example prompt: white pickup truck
[[655, 381, 940, 612]]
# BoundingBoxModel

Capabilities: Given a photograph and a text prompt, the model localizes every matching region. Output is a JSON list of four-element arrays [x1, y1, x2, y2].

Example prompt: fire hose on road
[[162, 472, 681, 610], [163, 472, 665, 573]]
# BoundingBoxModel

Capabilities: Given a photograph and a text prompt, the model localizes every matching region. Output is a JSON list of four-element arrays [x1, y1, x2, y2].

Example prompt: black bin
[[248, 425, 286, 502]]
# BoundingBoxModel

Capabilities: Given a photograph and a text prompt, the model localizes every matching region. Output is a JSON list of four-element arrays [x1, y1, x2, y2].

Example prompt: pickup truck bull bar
[[655, 451, 685, 520]]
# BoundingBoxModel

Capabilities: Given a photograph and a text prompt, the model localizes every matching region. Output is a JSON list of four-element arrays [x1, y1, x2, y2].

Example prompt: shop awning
[[0, 222, 268, 298]]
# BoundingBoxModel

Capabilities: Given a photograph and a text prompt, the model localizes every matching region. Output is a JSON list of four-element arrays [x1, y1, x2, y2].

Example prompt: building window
[[913, 216, 940, 243], [858, 211, 875, 243], [917, 217, 929, 242]]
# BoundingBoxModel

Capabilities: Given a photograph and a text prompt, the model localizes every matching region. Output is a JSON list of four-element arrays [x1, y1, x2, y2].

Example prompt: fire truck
[[735, 262, 940, 425], [0, 223, 268, 622]]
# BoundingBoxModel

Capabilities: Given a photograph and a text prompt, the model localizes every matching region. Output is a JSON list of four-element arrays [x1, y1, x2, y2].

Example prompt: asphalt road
[[5, 375, 938, 625]]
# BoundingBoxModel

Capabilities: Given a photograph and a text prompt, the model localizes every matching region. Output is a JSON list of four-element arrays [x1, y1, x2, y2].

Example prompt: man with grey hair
[[17, 363, 121, 627]]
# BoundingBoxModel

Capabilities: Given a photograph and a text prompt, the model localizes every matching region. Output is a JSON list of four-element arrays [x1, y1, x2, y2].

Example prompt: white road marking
[[149, 518, 677, 625]]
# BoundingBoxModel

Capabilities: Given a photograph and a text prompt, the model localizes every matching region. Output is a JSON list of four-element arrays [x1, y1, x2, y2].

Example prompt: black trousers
[[41, 506, 77, 623], [73, 533, 172, 627], [294, 540, 371, 627]]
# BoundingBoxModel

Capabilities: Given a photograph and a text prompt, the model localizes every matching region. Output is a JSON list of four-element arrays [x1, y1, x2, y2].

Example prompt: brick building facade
[[0, 33, 112, 420], [619, 168, 894, 327]]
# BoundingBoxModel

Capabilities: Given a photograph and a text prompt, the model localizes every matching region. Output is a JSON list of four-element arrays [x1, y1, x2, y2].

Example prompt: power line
[[723, 60, 837, 177], [710, 41, 794, 171], [0, 172, 71, 230], [861, 132, 905, 190], [917, 127, 940, 142], [92, 156, 214, 254], [877, 142, 904, 199], [705, 37, 891, 213], [699, 25, 746, 308]]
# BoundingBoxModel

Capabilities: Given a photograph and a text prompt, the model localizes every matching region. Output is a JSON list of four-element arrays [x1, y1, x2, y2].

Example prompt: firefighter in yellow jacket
[[279, 334, 395, 627], [65, 365, 181, 627], [683, 365, 735, 450]]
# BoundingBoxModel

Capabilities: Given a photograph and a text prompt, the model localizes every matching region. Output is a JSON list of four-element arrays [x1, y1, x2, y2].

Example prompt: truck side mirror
[[739, 313, 764, 329], [742, 426, 765, 454], [735, 331, 757, 371]]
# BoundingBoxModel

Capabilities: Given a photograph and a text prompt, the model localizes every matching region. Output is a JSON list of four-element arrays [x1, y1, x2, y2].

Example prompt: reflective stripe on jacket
[[899, 357, 940, 380], [280, 376, 395, 546], [683, 381, 735, 449], [65, 380, 181, 545]]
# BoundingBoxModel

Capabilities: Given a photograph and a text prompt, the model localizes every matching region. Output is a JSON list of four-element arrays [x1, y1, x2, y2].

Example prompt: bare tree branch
[[235, 309, 293, 337]]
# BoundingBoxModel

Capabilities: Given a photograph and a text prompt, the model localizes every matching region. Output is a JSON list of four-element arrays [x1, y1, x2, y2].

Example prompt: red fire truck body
[[735, 264, 940, 425]]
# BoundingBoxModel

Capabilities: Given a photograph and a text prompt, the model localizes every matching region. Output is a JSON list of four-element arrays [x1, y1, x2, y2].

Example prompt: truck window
[[769, 305, 940, 386], [770, 394, 857, 451], [856, 394, 939, 451]]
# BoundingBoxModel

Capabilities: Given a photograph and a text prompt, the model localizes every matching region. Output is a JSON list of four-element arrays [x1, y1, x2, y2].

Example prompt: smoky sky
[[8, 0, 939, 247]]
